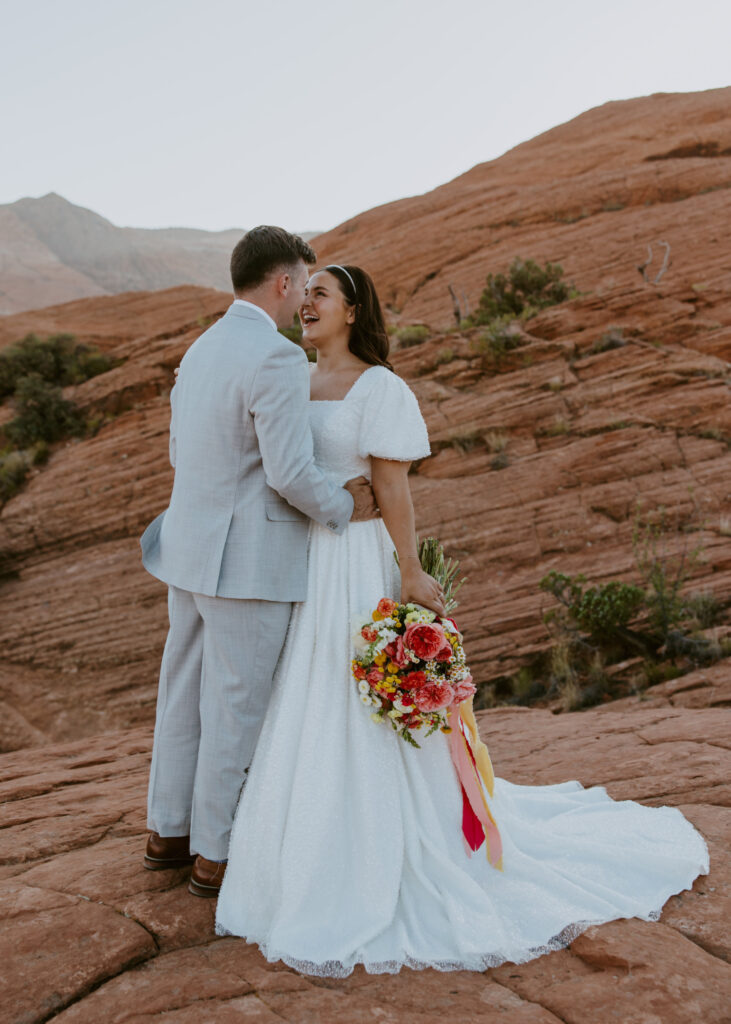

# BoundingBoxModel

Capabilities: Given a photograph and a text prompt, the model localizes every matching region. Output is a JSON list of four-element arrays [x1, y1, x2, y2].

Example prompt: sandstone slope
[[0, 90, 730, 751], [1, 703, 729, 1024]]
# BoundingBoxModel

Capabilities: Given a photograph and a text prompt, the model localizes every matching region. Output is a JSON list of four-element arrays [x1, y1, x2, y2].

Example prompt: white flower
[[358, 680, 370, 695], [405, 608, 436, 625], [393, 697, 414, 713], [388, 709, 403, 720], [360, 693, 373, 706], [370, 712, 383, 724]]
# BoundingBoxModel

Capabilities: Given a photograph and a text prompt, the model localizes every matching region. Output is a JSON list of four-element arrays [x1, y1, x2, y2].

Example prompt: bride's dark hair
[[323, 264, 393, 371]]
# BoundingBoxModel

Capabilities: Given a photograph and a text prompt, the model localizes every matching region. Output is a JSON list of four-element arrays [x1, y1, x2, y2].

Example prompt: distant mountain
[[0, 193, 318, 315]]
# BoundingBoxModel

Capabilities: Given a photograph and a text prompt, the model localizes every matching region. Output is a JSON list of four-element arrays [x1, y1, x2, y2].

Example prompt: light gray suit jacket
[[140, 303, 354, 601]]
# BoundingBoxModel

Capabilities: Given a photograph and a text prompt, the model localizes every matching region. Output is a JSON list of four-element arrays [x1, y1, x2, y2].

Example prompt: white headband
[[325, 264, 357, 300]]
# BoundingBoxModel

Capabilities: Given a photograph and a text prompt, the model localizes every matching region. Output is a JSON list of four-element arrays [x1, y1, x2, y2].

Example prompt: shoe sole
[[188, 878, 222, 898], [143, 856, 196, 871]]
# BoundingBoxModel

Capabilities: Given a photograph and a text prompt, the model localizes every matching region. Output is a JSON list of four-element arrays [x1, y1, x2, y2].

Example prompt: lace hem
[[215, 909, 668, 979]]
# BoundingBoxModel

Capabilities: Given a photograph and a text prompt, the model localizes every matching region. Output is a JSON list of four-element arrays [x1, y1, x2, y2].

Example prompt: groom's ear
[[275, 271, 291, 297]]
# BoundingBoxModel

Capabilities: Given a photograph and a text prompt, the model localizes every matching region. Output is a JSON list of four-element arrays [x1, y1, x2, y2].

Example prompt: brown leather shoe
[[143, 832, 195, 871], [188, 855, 227, 898]]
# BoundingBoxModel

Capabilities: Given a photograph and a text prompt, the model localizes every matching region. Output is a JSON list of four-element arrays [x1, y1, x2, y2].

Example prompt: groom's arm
[[250, 342, 354, 533]]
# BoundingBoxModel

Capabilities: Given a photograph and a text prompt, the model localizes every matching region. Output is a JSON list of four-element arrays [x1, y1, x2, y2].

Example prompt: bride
[[215, 263, 708, 976]]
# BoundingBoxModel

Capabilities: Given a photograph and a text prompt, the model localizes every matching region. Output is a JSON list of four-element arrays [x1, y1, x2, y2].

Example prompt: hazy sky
[[2, 0, 729, 233]]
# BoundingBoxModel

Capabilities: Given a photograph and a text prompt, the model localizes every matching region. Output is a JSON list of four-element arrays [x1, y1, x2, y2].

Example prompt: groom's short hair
[[230, 226, 316, 292]]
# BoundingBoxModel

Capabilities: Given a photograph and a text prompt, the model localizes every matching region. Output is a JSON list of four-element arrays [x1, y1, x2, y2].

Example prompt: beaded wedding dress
[[215, 364, 708, 976]]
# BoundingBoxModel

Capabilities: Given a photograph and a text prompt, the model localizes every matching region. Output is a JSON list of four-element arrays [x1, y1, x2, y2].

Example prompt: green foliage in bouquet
[[395, 536, 466, 613]]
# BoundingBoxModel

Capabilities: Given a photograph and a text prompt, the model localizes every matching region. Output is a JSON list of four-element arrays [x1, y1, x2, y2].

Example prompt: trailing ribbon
[[447, 698, 503, 870]]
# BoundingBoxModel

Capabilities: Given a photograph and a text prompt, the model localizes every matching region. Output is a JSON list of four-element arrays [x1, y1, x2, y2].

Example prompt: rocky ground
[[1, 700, 729, 1024]]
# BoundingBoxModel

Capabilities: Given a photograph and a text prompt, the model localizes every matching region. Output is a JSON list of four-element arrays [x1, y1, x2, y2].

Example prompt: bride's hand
[[400, 559, 447, 617]]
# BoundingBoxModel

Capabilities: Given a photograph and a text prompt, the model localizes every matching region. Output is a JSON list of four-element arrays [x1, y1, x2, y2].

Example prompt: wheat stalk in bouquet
[[395, 536, 466, 613]]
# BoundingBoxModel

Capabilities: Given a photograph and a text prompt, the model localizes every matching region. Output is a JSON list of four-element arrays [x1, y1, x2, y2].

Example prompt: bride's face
[[299, 271, 355, 348]]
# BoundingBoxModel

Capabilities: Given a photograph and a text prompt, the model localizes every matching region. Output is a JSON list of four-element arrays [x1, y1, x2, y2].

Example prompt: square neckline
[[309, 364, 380, 403]]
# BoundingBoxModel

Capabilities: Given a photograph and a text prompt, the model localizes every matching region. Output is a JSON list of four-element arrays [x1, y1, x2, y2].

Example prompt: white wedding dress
[[215, 364, 708, 976]]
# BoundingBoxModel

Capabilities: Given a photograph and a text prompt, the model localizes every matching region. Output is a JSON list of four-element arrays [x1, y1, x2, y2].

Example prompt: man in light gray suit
[[140, 226, 377, 896]]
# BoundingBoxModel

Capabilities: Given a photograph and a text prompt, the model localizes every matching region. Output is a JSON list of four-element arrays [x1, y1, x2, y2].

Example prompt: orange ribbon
[[447, 698, 503, 870]]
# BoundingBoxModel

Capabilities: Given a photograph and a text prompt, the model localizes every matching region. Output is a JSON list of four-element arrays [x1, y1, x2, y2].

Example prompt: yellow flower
[[386, 675, 399, 686], [387, 661, 400, 674], [374, 652, 387, 666], [372, 610, 383, 621]]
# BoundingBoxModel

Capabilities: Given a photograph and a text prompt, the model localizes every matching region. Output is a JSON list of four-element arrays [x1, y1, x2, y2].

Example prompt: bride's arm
[[371, 457, 446, 617]]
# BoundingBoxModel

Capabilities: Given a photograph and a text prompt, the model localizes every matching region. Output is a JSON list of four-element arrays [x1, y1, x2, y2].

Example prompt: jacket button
[[327, 520, 337, 530]]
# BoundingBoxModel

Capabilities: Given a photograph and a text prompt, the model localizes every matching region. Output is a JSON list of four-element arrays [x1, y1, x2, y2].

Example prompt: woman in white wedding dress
[[215, 264, 708, 976]]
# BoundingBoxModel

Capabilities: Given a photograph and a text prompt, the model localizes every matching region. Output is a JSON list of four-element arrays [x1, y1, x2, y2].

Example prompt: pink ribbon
[[447, 711, 503, 870]]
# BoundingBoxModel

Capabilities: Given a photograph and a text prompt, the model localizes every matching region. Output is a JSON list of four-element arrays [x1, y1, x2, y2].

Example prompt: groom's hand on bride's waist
[[345, 477, 381, 522]]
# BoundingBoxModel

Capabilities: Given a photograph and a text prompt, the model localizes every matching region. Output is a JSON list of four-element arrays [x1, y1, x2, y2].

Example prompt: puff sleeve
[[357, 366, 431, 462]]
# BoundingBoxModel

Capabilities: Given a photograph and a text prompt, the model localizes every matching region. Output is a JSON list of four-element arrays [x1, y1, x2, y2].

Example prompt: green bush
[[394, 325, 430, 348], [0, 450, 29, 503], [3, 374, 84, 447], [540, 572, 644, 639], [0, 333, 114, 398], [474, 258, 570, 324], [591, 328, 626, 354], [471, 316, 524, 369]]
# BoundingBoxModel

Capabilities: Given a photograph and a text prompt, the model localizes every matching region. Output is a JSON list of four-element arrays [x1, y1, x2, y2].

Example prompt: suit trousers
[[147, 585, 292, 860]]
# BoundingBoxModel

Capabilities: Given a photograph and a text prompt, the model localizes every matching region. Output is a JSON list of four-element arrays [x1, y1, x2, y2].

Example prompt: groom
[[140, 226, 378, 896]]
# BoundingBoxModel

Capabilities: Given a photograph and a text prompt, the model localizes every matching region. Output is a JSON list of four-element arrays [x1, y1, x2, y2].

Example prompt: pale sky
[[1, 0, 729, 233]]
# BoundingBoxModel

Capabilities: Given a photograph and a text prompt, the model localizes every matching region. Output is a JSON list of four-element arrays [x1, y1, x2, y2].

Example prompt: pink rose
[[384, 636, 409, 668], [435, 641, 453, 663], [451, 676, 476, 705], [413, 681, 455, 712], [404, 622, 446, 661], [366, 668, 384, 686]]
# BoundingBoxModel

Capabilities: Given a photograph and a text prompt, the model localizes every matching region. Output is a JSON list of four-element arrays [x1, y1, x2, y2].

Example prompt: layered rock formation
[[0, 89, 729, 751], [1, 704, 728, 1023]]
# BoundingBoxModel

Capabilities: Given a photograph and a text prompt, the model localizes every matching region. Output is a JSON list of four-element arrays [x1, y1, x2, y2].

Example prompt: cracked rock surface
[[1, 703, 729, 1023]]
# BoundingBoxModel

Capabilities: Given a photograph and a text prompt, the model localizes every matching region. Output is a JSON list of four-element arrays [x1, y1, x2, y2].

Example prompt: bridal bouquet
[[351, 538, 503, 869], [351, 599, 476, 747]]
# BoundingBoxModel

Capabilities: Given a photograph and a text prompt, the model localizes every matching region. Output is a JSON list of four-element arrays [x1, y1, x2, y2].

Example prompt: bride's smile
[[299, 270, 355, 347]]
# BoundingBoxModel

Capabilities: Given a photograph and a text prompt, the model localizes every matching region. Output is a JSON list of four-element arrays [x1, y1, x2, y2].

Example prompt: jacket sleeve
[[249, 342, 354, 533], [169, 382, 178, 468]]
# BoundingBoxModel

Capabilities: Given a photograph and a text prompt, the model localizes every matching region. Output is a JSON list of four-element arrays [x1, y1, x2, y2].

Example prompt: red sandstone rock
[[0, 705, 728, 1023]]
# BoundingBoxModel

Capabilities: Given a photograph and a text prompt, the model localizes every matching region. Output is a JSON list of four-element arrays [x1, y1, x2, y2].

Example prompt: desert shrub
[[591, 328, 626, 354], [434, 347, 455, 366], [684, 591, 719, 629], [540, 572, 645, 641], [474, 258, 570, 324], [0, 450, 29, 503], [471, 317, 524, 369], [394, 325, 430, 348], [0, 333, 113, 398], [632, 509, 701, 644], [3, 374, 84, 447], [490, 450, 510, 470]]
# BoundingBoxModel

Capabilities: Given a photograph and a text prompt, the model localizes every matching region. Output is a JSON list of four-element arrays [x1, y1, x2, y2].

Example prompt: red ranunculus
[[404, 622, 446, 661], [361, 627, 378, 642], [377, 597, 397, 617], [402, 670, 427, 691], [353, 664, 367, 680], [413, 681, 455, 712]]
